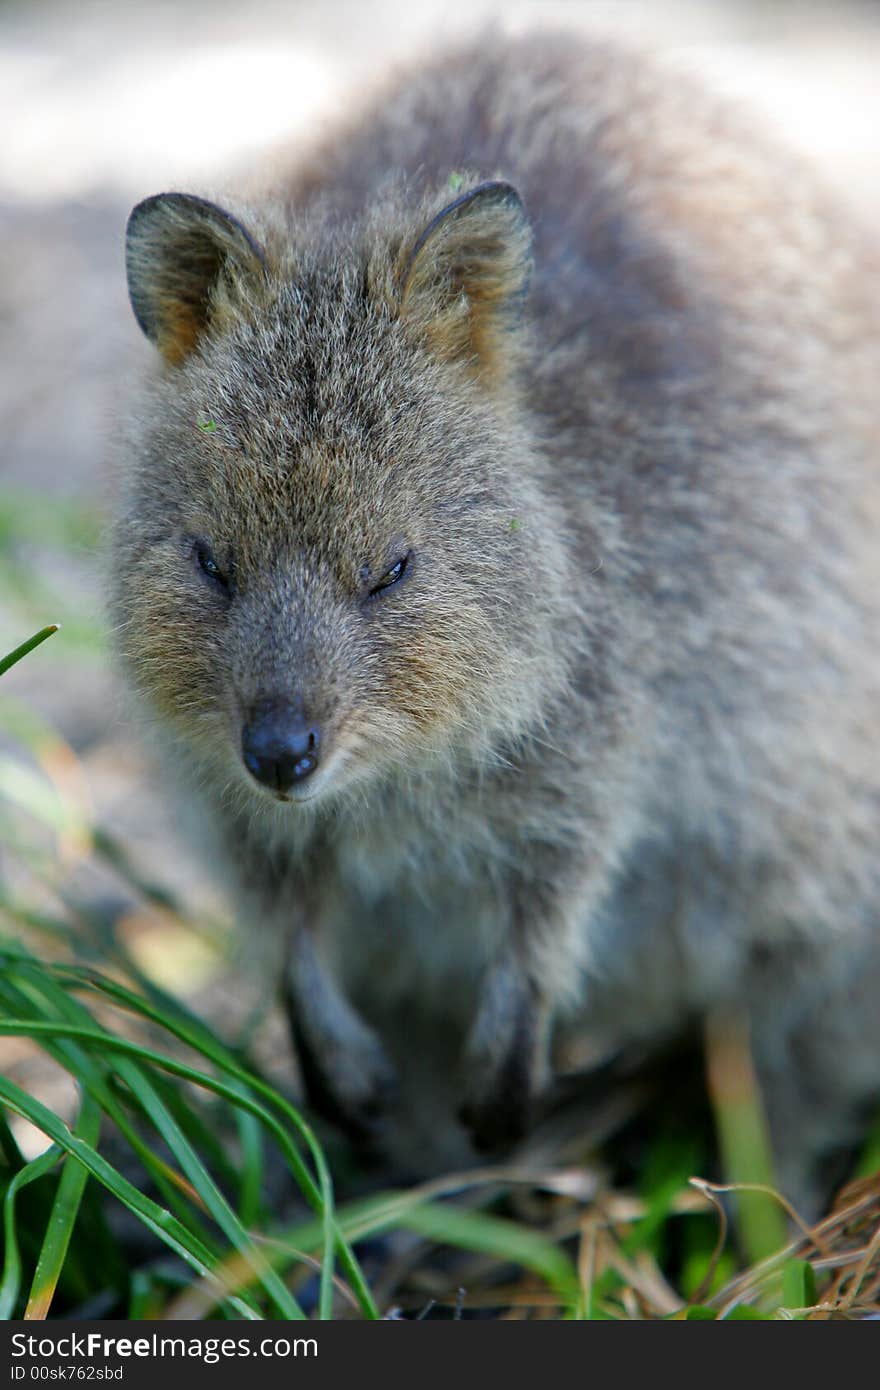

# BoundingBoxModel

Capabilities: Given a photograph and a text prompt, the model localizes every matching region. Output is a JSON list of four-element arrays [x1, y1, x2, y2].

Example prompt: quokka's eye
[[369, 553, 410, 598], [194, 541, 231, 594]]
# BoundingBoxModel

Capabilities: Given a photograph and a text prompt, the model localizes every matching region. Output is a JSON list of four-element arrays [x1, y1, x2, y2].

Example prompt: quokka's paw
[[285, 933, 399, 1145], [458, 1069, 535, 1154], [289, 1008, 398, 1146], [458, 965, 546, 1153]]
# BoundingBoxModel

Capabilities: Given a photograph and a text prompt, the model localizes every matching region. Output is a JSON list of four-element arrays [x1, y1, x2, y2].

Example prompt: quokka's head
[[112, 179, 571, 810]]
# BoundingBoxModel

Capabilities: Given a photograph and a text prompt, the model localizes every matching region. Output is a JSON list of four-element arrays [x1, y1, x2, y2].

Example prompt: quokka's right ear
[[125, 193, 267, 365]]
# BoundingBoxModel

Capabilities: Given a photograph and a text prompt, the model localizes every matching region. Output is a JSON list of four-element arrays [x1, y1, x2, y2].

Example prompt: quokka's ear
[[125, 193, 267, 365], [399, 180, 532, 381]]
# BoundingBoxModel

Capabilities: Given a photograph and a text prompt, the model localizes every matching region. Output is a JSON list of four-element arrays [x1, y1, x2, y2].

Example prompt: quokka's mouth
[[275, 788, 320, 806], [250, 752, 345, 807], [244, 725, 365, 808], [253, 777, 323, 807]]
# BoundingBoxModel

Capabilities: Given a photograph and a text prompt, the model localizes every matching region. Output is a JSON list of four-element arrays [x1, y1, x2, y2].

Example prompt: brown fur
[[112, 33, 880, 1202]]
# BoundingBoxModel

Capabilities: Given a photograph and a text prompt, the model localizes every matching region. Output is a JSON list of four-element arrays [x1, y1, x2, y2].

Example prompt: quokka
[[112, 32, 880, 1203]]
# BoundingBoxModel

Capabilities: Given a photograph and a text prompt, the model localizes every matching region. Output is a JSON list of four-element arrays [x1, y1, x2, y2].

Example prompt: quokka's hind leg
[[746, 947, 880, 1218]]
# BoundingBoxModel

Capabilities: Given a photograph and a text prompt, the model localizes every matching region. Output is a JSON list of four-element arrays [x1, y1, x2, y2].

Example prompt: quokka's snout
[[241, 700, 321, 795]]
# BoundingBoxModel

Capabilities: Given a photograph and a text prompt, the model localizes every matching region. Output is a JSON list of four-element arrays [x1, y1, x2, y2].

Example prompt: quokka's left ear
[[398, 180, 532, 383]]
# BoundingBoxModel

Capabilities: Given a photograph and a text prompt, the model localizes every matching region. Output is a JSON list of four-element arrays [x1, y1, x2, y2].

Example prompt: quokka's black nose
[[242, 703, 320, 792]]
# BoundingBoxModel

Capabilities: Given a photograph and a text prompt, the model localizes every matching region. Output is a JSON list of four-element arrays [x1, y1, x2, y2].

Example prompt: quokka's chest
[[317, 815, 509, 1006]]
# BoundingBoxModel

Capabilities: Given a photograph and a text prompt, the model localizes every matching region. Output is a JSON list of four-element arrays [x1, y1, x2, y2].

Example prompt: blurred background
[[2, 0, 880, 1147]]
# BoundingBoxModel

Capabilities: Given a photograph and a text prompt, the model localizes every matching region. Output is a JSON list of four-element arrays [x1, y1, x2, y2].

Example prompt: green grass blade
[[0, 1015, 333, 1318], [0, 1075, 261, 1319], [280, 1189, 581, 1314], [117, 1061, 304, 1319], [0, 970, 303, 1318], [0, 625, 60, 677], [236, 1109, 266, 1228], [855, 1116, 880, 1179], [0, 943, 377, 1318], [705, 1010, 788, 1266], [0, 1109, 24, 1173], [399, 1201, 581, 1311], [128, 1269, 163, 1320], [0, 1146, 63, 1319], [24, 1093, 102, 1319], [0, 973, 227, 1259], [1, 960, 251, 1305], [52, 965, 375, 1319], [781, 1259, 817, 1317]]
